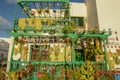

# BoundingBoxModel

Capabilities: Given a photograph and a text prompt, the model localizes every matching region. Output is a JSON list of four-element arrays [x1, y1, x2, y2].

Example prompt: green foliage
[[85, 44, 103, 61], [37, 73, 49, 80], [112, 53, 120, 65], [75, 49, 84, 61], [62, 21, 76, 33], [0, 68, 6, 80], [80, 61, 94, 80], [107, 52, 120, 70]]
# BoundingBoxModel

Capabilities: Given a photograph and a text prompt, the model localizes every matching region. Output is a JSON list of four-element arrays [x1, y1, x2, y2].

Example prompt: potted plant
[[94, 38, 104, 62], [84, 38, 104, 61]]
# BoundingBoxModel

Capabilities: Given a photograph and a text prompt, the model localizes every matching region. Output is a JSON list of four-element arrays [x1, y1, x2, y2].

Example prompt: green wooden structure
[[8, 0, 109, 80]]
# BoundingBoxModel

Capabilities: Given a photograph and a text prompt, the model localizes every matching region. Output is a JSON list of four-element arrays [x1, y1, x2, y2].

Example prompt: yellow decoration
[[49, 44, 71, 62], [21, 44, 28, 61], [27, 18, 35, 27], [65, 46, 71, 61], [7, 71, 19, 80], [13, 42, 21, 55], [106, 52, 120, 70], [34, 18, 42, 30], [18, 18, 27, 29]]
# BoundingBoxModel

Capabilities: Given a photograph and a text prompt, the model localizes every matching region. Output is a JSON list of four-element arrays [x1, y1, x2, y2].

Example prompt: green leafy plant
[[0, 68, 6, 80], [80, 61, 94, 80], [36, 71, 49, 80], [85, 44, 103, 61], [62, 21, 76, 33]]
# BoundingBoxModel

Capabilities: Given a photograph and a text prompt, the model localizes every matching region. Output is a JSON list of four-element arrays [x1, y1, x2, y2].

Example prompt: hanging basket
[[30, 10, 36, 16], [95, 55, 104, 62], [23, 7, 28, 13]]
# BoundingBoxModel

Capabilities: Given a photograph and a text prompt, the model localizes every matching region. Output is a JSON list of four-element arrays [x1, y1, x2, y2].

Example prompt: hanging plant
[[30, 10, 35, 16], [23, 7, 28, 13], [53, 9, 56, 13], [75, 38, 82, 49], [44, 7, 50, 14], [37, 8, 42, 14], [85, 40, 104, 61]]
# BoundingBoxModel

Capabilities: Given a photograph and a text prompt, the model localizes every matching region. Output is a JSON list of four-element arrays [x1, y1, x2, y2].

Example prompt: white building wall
[[96, 0, 120, 53], [70, 2, 87, 17], [7, 37, 14, 71], [85, 0, 99, 27]]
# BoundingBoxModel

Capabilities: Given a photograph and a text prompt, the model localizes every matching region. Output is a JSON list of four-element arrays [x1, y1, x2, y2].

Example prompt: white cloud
[[7, 0, 17, 4], [0, 16, 11, 26]]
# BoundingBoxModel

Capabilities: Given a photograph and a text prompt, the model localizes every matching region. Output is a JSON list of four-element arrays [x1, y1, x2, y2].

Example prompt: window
[[1, 54, 4, 59], [71, 17, 84, 27]]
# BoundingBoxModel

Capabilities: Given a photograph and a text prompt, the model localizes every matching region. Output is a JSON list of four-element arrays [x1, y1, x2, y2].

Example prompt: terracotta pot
[[19, 72, 24, 78], [18, 36, 23, 41], [62, 71, 69, 77], [36, 72, 45, 78], [95, 39, 100, 47], [30, 10, 35, 15], [95, 55, 104, 62]]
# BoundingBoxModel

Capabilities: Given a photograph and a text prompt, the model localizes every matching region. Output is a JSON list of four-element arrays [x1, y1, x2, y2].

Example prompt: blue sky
[[0, 0, 84, 38]]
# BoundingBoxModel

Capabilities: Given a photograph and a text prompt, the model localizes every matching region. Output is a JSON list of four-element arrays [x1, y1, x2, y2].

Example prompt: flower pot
[[95, 55, 104, 62], [30, 10, 35, 15], [19, 72, 24, 78]]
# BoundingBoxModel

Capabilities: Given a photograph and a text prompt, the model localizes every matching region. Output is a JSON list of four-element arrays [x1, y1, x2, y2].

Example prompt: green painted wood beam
[[9, 31, 109, 39], [11, 60, 106, 65], [17, 0, 69, 3], [77, 33, 109, 40], [18, 3, 30, 17]]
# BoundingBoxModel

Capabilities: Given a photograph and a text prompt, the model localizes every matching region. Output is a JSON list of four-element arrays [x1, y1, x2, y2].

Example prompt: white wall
[[85, 0, 99, 27], [0, 38, 11, 43], [70, 2, 87, 17], [7, 37, 13, 71], [96, 0, 120, 52], [96, 0, 120, 30]]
